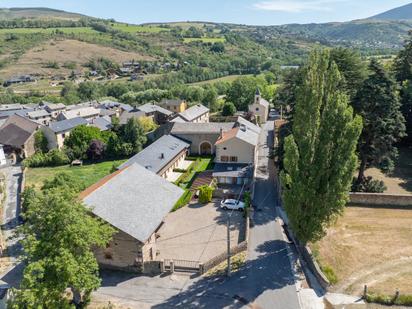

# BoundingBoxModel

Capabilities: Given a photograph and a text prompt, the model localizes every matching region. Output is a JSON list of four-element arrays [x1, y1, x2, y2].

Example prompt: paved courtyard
[[156, 200, 246, 263], [165, 159, 194, 182]]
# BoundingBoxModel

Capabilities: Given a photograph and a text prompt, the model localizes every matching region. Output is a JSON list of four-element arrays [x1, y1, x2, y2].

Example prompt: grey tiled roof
[[213, 163, 253, 178], [89, 116, 112, 131], [119, 110, 146, 125], [49, 117, 88, 133], [178, 104, 209, 122], [118, 135, 190, 174], [235, 117, 261, 134], [27, 109, 51, 118], [137, 103, 173, 116], [170, 122, 234, 134], [0, 104, 23, 111], [159, 99, 184, 106], [0, 115, 39, 147], [82, 163, 184, 243]]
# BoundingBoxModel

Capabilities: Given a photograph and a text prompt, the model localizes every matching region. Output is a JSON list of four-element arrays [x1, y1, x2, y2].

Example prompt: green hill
[[369, 3, 412, 20], [0, 7, 88, 20]]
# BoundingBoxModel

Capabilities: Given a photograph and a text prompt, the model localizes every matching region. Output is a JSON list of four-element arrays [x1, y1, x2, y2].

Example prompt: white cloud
[[253, 0, 344, 13]]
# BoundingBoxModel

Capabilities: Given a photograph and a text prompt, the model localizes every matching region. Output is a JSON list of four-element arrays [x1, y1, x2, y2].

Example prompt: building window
[[62, 133, 66, 138], [230, 156, 238, 162], [221, 156, 229, 162], [223, 147, 227, 150], [256, 107, 259, 111]]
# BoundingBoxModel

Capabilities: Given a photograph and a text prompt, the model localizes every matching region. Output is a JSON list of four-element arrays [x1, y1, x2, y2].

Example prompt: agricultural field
[[183, 37, 225, 43], [111, 23, 170, 33], [310, 206, 412, 296], [0, 39, 154, 79], [25, 160, 126, 190]]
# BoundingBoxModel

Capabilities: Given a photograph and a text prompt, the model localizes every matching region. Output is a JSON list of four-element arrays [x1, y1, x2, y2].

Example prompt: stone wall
[[349, 192, 412, 207], [94, 230, 142, 273]]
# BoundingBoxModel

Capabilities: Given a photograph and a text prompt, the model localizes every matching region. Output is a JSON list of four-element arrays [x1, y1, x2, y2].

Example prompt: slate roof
[[43, 102, 66, 111], [178, 104, 209, 122], [119, 110, 146, 125], [60, 107, 100, 120], [27, 109, 51, 119], [215, 125, 259, 146], [0, 104, 22, 111], [137, 103, 173, 116], [213, 163, 253, 178], [48, 117, 88, 133], [118, 135, 189, 174], [235, 117, 261, 134], [0, 109, 31, 120], [89, 116, 112, 131], [170, 122, 234, 135], [81, 163, 184, 243], [0, 115, 38, 147], [99, 100, 133, 112]]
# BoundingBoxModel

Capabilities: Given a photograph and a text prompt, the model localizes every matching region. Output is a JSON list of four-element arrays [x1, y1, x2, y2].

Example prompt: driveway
[[0, 164, 24, 288], [156, 201, 245, 263]]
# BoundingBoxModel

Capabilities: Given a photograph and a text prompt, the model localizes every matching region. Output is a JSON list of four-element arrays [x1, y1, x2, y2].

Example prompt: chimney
[[160, 153, 165, 159], [240, 124, 247, 132], [219, 128, 223, 139]]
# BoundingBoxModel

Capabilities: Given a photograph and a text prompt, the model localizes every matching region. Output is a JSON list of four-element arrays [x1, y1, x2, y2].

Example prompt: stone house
[[176, 104, 209, 123], [80, 163, 184, 273], [118, 135, 190, 181], [42, 117, 88, 149], [27, 109, 52, 125], [0, 115, 40, 159], [137, 103, 173, 125], [158, 99, 188, 113]]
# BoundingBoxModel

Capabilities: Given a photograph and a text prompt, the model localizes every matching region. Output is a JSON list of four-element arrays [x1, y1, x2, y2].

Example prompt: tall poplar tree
[[281, 50, 362, 244], [354, 59, 406, 182]]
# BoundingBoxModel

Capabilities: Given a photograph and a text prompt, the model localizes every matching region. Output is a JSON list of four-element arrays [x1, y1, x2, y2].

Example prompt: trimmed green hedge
[[172, 189, 193, 212]]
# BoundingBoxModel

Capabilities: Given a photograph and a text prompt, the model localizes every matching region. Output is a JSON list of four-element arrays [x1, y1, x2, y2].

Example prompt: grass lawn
[[183, 37, 225, 43], [364, 147, 412, 195], [112, 23, 170, 33], [310, 206, 412, 296], [190, 74, 252, 86], [25, 160, 126, 190], [176, 157, 214, 189]]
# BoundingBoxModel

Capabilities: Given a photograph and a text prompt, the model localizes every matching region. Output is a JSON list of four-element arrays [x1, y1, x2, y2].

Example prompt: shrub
[[351, 176, 387, 193], [34, 131, 48, 153], [198, 185, 214, 203], [222, 102, 236, 116], [87, 139, 106, 161], [23, 149, 69, 168], [366, 292, 412, 306], [321, 265, 338, 285]]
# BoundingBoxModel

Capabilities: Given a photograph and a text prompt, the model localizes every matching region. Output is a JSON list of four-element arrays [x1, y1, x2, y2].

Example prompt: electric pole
[[226, 215, 231, 277]]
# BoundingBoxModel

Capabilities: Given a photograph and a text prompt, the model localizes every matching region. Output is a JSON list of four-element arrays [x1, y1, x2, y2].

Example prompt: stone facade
[[172, 132, 221, 155], [94, 229, 158, 273]]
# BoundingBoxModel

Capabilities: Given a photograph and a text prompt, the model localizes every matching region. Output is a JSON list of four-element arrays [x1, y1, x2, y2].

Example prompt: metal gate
[[164, 259, 200, 273]]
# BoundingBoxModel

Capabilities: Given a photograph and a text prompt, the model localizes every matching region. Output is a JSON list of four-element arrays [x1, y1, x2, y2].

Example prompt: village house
[[168, 122, 235, 155], [118, 135, 190, 181], [248, 89, 269, 124], [0, 115, 40, 160], [89, 116, 112, 132], [0, 104, 23, 112], [3, 75, 35, 87], [80, 163, 183, 273], [42, 102, 66, 119], [176, 104, 209, 123], [137, 103, 173, 125], [58, 106, 100, 121], [42, 117, 88, 149], [27, 109, 52, 126], [119, 110, 146, 125], [158, 99, 188, 113]]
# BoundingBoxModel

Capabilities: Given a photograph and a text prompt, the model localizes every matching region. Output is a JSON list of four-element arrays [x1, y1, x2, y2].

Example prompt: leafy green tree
[[393, 30, 412, 146], [226, 77, 260, 111], [354, 59, 406, 182], [202, 86, 218, 111], [122, 118, 147, 154], [77, 81, 104, 100], [222, 102, 236, 116], [64, 125, 103, 160], [34, 131, 48, 153], [330, 47, 366, 99], [281, 50, 362, 244], [10, 183, 114, 307]]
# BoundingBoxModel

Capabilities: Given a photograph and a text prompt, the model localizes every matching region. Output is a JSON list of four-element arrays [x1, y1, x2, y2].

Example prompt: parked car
[[220, 199, 245, 211], [269, 109, 278, 118]]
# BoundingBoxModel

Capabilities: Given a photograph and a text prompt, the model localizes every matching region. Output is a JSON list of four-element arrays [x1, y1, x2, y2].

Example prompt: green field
[[112, 23, 170, 33], [190, 74, 252, 85], [25, 160, 126, 190], [183, 37, 225, 43], [0, 27, 98, 34]]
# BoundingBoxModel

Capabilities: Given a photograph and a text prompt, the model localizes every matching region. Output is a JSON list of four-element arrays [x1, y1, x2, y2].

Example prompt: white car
[[269, 110, 278, 118], [220, 199, 245, 211]]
